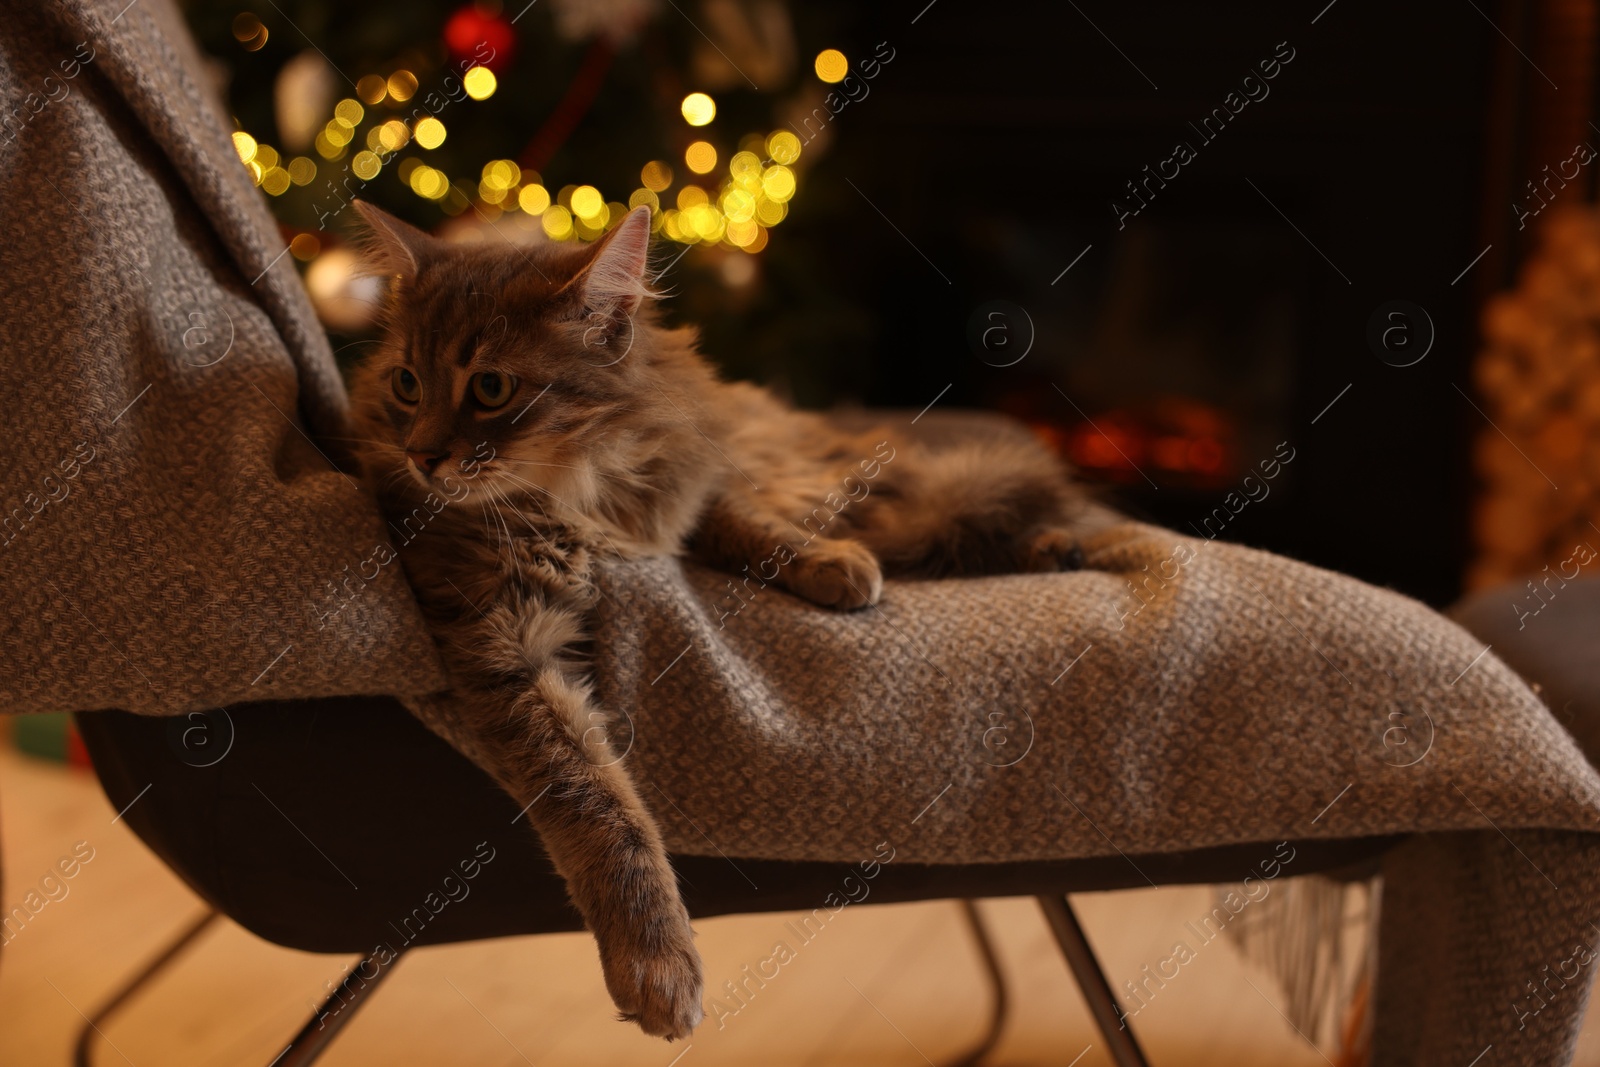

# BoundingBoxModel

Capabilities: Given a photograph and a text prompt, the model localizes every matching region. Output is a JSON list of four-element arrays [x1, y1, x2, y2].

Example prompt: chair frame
[[73, 897, 1149, 1067]]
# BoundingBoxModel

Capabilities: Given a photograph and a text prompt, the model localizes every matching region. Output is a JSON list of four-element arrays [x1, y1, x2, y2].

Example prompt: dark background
[[188, 0, 1578, 608], [766, 1, 1500, 608]]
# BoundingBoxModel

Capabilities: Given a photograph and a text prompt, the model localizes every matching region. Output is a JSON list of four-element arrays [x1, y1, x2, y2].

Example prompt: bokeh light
[[334, 98, 364, 126], [570, 184, 604, 219], [542, 204, 574, 239], [641, 160, 673, 192], [287, 156, 317, 185], [761, 164, 796, 202], [376, 120, 410, 152], [482, 159, 520, 190], [351, 150, 382, 181], [463, 66, 497, 101], [413, 117, 446, 149], [231, 13, 268, 50], [518, 184, 551, 214], [814, 49, 849, 83], [231, 44, 810, 257], [356, 75, 387, 105], [729, 151, 762, 182], [766, 130, 801, 165], [681, 92, 716, 126], [685, 140, 717, 174], [755, 197, 786, 225], [721, 188, 755, 223], [409, 164, 450, 199], [386, 70, 418, 102]]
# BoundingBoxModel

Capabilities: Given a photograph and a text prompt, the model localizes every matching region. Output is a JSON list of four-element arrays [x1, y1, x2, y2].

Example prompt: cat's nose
[[407, 450, 449, 476]]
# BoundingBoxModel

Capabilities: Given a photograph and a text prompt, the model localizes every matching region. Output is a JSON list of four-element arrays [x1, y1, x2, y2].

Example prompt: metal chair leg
[[940, 900, 1012, 1067], [266, 946, 406, 1067], [75, 909, 221, 1067], [74, 907, 403, 1067], [1037, 895, 1152, 1067]]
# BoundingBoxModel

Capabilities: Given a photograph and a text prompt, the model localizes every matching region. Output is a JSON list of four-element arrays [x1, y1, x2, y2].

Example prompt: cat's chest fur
[[395, 498, 597, 613], [387, 502, 601, 686]]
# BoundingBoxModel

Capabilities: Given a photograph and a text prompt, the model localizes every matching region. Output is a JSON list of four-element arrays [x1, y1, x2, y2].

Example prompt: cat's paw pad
[[787, 540, 883, 609], [1023, 527, 1085, 572], [603, 923, 704, 1041]]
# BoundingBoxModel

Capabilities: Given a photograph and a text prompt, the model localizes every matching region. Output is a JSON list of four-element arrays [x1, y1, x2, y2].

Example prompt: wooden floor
[[3, 745, 1599, 1067]]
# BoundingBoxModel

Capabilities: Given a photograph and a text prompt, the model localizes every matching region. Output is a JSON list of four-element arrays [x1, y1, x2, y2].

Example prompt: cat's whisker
[[332, 338, 384, 357], [476, 495, 502, 556], [324, 435, 404, 450], [507, 457, 684, 503], [494, 470, 631, 563], [482, 482, 563, 564], [483, 481, 616, 606], [487, 480, 548, 533], [484, 487, 514, 549]]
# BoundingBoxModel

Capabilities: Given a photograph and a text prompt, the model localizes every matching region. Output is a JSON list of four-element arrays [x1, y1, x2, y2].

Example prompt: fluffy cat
[[346, 200, 1088, 1040]]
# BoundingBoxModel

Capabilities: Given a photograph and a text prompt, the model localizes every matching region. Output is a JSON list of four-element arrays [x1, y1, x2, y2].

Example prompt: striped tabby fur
[[346, 201, 1087, 1039]]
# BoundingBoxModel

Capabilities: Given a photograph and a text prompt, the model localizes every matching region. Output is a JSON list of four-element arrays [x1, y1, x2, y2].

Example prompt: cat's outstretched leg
[[692, 493, 883, 609], [1020, 525, 1088, 572], [412, 672, 703, 1040]]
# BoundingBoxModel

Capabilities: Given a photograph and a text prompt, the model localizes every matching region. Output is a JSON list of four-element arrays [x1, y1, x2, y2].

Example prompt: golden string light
[[463, 66, 497, 101], [231, 13, 268, 51], [386, 70, 419, 102], [413, 116, 447, 150], [684, 140, 717, 175], [680, 92, 716, 126], [231, 53, 803, 261], [813, 49, 848, 84]]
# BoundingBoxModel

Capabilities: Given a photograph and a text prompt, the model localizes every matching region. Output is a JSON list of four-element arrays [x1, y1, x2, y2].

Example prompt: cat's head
[[346, 201, 709, 512]]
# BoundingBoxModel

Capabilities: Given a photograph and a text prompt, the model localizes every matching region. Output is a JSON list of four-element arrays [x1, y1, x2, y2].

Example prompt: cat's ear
[[350, 199, 437, 279], [574, 205, 656, 320]]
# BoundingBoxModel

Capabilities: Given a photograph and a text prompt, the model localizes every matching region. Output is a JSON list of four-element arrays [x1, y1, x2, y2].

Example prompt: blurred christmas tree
[[181, 0, 876, 404]]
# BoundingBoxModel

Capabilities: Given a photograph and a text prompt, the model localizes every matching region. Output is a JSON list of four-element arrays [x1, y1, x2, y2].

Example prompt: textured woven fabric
[[598, 524, 1600, 862], [585, 524, 1600, 1063], [1376, 830, 1600, 1063], [0, 0, 447, 714]]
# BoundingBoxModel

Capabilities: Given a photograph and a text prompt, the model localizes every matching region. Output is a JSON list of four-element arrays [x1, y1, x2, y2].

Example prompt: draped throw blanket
[[0, 0, 446, 717], [568, 528, 1600, 1063]]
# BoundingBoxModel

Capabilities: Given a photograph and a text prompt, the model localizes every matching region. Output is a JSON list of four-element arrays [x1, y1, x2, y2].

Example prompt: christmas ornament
[[274, 49, 339, 153], [444, 4, 516, 69]]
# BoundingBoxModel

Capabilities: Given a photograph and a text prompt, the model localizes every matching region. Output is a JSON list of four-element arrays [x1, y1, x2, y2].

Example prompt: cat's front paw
[[1022, 526, 1086, 573], [601, 918, 705, 1041], [786, 539, 883, 609]]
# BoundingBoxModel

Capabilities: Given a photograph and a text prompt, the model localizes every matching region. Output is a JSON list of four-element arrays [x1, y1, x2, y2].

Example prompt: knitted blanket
[[5, 1, 1600, 1063], [0, 0, 446, 717], [587, 530, 1600, 1062], [597, 524, 1600, 864]]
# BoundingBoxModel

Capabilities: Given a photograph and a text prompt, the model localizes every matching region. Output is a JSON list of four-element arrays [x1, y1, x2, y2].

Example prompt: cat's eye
[[392, 367, 421, 403], [471, 372, 515, 408]]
